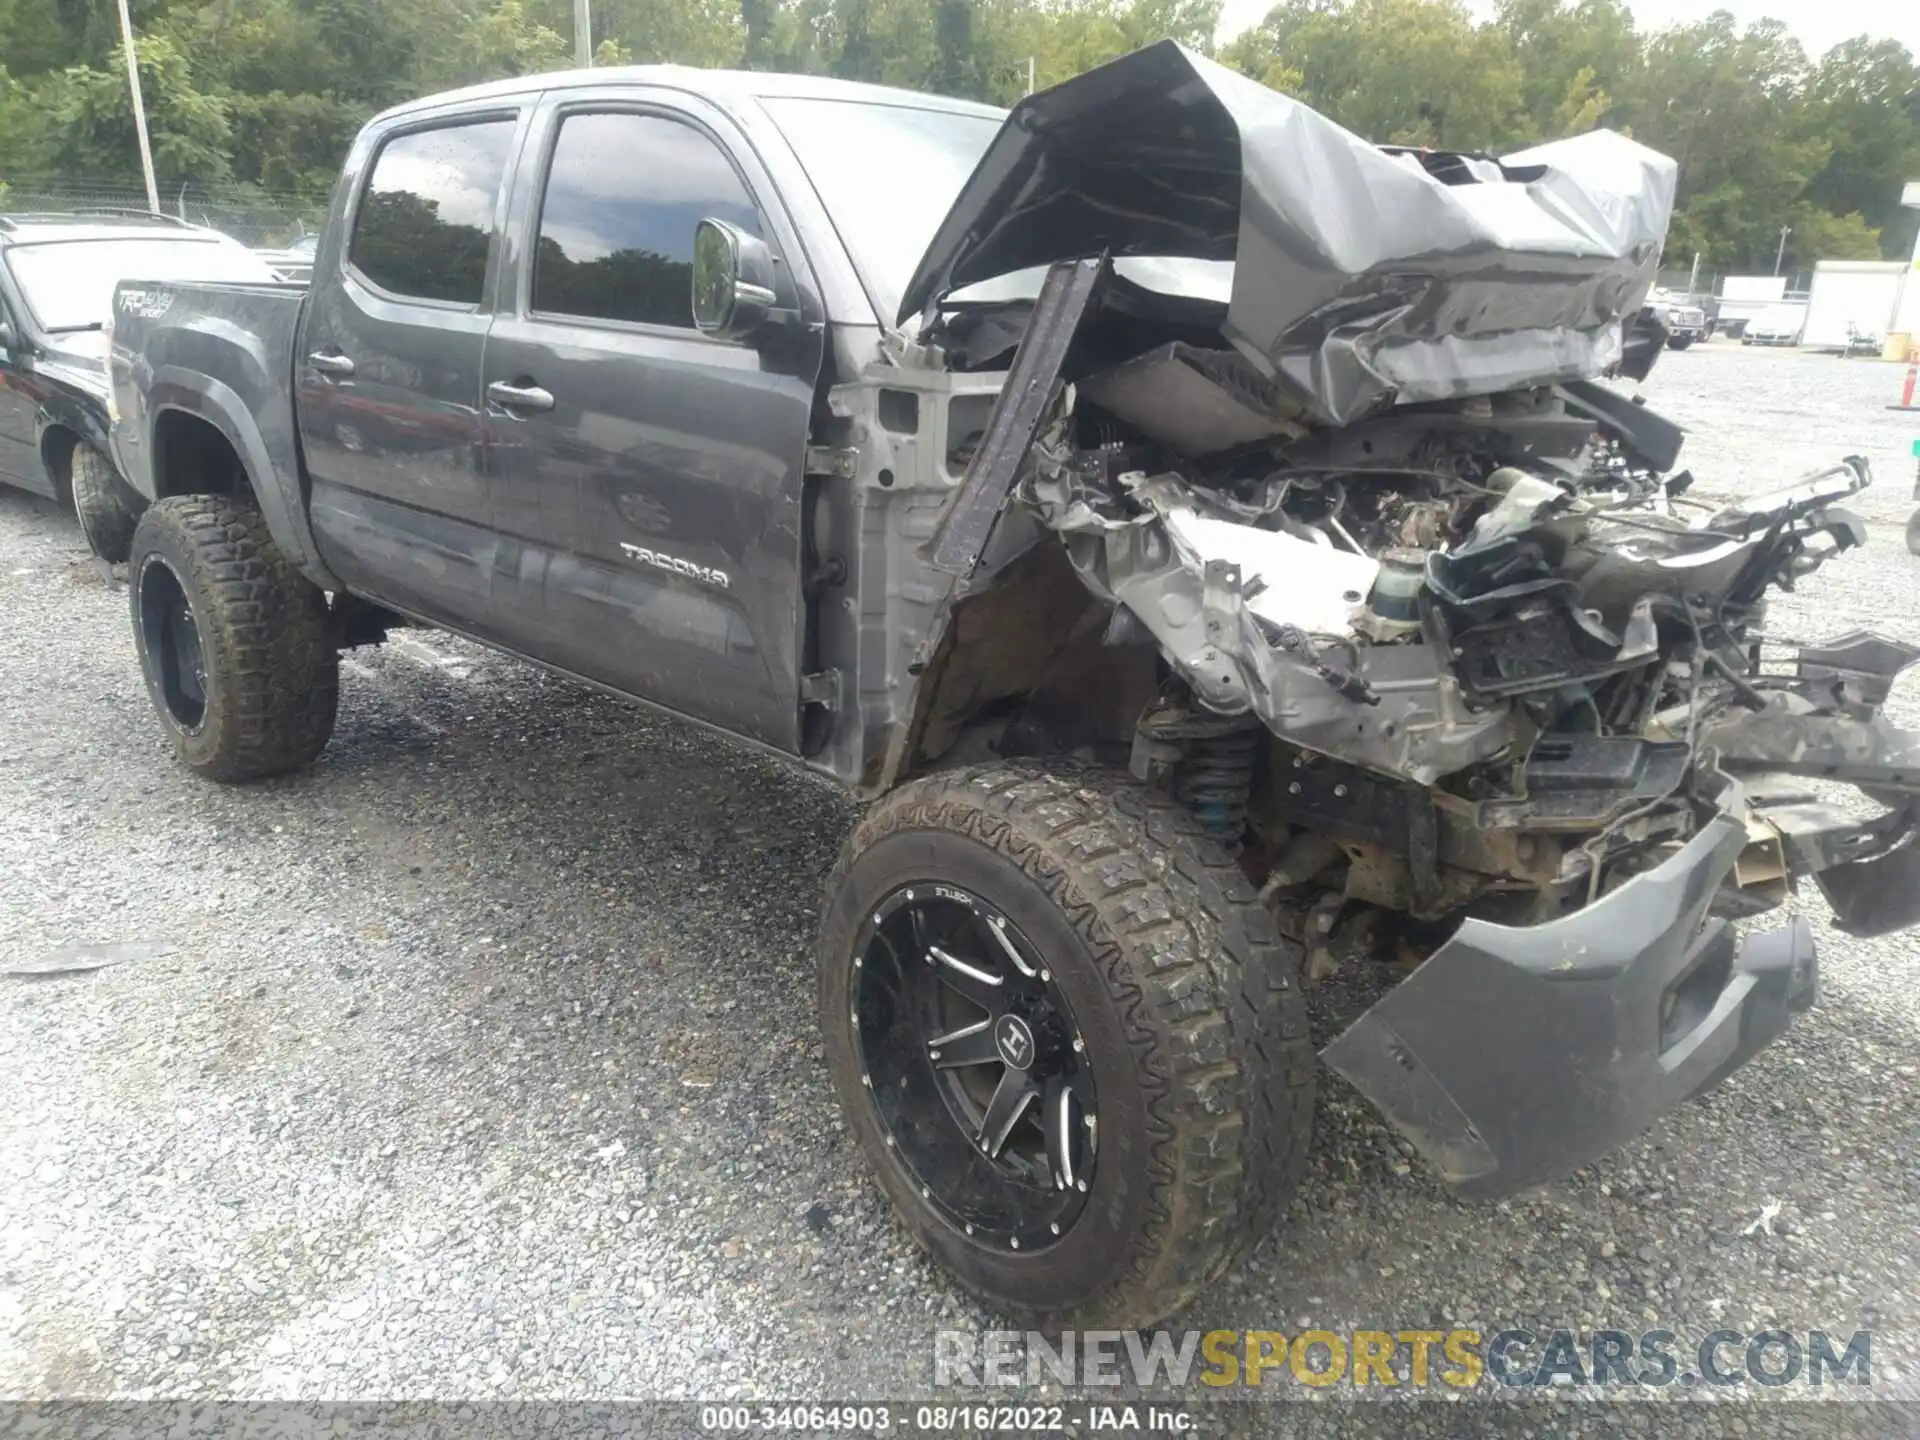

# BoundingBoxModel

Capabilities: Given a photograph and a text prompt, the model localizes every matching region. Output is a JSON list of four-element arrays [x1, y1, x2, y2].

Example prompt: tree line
[[1, 0, 1916, 273]]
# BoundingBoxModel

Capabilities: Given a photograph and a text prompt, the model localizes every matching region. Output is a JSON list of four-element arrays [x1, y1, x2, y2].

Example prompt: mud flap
[[1322, 815, 1819, 1198]]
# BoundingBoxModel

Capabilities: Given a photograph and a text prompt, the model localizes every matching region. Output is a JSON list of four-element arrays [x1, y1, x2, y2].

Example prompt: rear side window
[[532, 112, 762, 328], [350, 118, 516, 305]]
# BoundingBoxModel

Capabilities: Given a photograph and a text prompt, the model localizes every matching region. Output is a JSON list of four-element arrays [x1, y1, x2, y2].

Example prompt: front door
[[481, 98, 823, 750], [0, 286, 42, 490], [296, 109, 525, 631]]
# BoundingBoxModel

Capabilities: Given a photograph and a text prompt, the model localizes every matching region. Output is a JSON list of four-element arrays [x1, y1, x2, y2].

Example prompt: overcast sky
[[1216, 0, 1920, 61]]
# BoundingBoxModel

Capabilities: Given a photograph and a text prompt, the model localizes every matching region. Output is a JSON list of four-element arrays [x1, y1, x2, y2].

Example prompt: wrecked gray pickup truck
[[108, 40, 1920, 1329]]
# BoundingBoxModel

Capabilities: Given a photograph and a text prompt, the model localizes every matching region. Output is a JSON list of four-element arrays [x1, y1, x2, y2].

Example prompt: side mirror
[[692, 218, 781, 341]]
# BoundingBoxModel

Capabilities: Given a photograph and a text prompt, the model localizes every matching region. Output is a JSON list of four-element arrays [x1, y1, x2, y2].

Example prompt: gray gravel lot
[[3, 343, 1920, 1426]]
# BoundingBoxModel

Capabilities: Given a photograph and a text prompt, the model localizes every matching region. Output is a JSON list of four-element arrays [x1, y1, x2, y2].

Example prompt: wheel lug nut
[[1010, 1238, 1020, 1250], [1050, 1223, 1060, 1235], [1072, 1038, 1085, 1053], [964, 1224, 973, 1235], [1076, 1179, 1087, 1192], [1040, 969, 1051, 982]]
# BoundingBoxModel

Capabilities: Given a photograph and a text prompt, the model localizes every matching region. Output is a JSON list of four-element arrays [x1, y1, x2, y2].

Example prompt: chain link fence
[[0, 177, 325, 248]]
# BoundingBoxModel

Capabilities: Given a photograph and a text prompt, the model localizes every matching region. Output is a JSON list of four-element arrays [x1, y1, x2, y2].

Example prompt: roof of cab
[[368, 64, 1006, 127]]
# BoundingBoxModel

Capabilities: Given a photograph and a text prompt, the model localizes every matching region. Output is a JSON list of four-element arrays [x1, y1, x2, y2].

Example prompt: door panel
[[0, 293, 43, 489], [483, 314, 816, 746], [297, 114, 520, 632], [482, 104, 822, 751]]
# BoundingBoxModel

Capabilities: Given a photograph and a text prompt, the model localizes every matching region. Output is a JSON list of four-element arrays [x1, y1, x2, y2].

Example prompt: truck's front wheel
[[128, 495, 338, 782], [817, 763, 1314, 1329]]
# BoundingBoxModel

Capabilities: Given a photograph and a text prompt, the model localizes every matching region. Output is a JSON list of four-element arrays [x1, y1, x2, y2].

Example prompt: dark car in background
[[0, 212, 283, 558]]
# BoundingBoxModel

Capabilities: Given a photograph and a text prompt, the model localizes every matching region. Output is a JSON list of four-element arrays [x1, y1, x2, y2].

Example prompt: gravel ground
[[3, 342, 1920, 1429]]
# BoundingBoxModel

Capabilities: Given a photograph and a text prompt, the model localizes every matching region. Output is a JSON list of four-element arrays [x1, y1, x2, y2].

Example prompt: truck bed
[[108, 278, 331, 583]]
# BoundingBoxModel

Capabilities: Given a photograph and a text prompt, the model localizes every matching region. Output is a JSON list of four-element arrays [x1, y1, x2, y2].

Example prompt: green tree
[[1225, 0, 1525, 149]]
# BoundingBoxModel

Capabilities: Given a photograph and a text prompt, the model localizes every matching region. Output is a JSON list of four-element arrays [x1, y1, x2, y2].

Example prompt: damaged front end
[[890, 41, 1920, 1198]]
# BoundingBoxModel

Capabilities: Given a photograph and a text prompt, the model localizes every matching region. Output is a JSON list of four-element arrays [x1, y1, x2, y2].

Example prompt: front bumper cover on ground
[[1322, 814, 1820, 1198]]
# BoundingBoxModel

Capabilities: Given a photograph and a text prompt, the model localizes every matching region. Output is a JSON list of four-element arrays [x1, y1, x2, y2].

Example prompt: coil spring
[[1174, 724, 1262, 848]]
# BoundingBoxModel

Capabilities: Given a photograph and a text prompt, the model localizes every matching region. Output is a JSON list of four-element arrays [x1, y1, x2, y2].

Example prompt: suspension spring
[[1172, 722, 1263, 848]]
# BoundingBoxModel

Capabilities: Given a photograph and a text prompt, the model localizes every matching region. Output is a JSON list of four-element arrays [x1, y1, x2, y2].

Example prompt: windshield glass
[[762, 96, 1234, 324], [6, 236, 280, 331], [761, 96, 1004, 324]]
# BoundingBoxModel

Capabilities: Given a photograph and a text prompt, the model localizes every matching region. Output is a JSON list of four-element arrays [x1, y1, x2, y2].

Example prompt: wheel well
[[39, 426, 78, 502], [152, 409, 246, 498], [903, 542, 1160, 779]]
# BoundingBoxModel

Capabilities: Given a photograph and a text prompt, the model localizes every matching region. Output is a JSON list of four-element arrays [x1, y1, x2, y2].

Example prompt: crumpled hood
[[897, 41, 1678, 425]]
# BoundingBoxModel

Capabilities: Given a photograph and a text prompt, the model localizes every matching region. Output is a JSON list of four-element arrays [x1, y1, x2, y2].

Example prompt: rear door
[[297, 106, 528, 631], [481, 92, 824, 750]]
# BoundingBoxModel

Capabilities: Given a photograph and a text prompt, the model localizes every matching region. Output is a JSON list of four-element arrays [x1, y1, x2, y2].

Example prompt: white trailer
[[1803, 261, 1904, 350]]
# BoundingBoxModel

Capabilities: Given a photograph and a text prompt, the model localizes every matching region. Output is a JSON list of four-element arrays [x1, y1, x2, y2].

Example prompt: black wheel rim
[[137, 557, 208, 731], [851, 884, 1097, 1252]]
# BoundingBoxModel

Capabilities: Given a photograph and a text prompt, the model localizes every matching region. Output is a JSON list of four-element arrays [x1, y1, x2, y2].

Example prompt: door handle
[[308, 351, 354, 378], [486, 380, 555, 414]]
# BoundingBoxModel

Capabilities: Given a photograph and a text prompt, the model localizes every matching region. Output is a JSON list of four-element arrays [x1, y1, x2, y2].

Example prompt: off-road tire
[[818, 762, 1314, 1329], [1666, 334, 1696, 351], [1907, 508, 1920, 557], [71, 443, 143, 563], [128, 494, 338, 782]]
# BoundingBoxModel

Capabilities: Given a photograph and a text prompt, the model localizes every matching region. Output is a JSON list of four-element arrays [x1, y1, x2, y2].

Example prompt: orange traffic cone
[[1894, 362, 1920, 412]]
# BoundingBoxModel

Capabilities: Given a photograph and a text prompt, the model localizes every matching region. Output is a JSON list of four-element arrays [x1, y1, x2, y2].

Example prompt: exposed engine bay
[[868, 39, 1920, 1194], [889, 41, 1920, 977], [1030, 346, 1899, 929]]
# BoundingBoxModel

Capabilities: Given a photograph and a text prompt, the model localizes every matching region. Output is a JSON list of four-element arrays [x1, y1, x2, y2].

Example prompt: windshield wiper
[[45, 322, 106, 333]]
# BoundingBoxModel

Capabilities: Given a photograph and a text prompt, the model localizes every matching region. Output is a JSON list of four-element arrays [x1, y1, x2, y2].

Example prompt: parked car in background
[[1744, 305, 1806, 346], [0, 211, 284, 558], [1648, 288, 1707, 348]]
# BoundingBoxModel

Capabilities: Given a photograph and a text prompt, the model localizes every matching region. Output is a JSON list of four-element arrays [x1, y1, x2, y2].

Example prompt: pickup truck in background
[[105, 43, 1920, 1329]]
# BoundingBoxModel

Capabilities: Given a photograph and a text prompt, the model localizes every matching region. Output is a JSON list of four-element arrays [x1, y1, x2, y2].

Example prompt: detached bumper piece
[[1322, 815, 1817, 1198]]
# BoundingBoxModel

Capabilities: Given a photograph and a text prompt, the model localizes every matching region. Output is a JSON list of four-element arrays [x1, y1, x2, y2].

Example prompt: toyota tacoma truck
[[105, 42, 1920, 1329]]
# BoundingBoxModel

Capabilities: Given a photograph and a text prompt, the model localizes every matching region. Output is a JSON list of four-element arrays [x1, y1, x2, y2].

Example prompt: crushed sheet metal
[[1160, 508, 1380, 638], [1027, 468, 1516, 782], [898, 40, 1677, 425], [1323, 815, 1819, 1197]]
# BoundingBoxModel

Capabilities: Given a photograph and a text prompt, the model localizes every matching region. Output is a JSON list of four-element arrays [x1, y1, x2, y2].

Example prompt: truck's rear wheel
[[71, 442, 143, 563], [817, 763, 1314, 1328], [128, 495, 338, 782]]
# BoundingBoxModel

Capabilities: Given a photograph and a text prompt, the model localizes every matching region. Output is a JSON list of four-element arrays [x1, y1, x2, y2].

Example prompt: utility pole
[[114, 0, 160, 214], [1026, 56, 1036, 95], [1774, 225, 1791, 278], [574, 0, 592, 66], [1687, 250, 1701, 299]]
